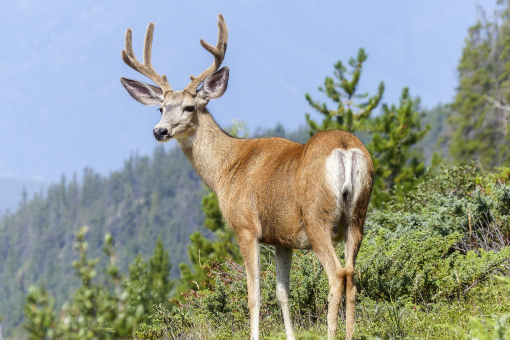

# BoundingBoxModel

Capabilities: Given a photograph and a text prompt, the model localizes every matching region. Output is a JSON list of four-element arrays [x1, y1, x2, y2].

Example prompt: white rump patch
[[325, 148, 369, 218]]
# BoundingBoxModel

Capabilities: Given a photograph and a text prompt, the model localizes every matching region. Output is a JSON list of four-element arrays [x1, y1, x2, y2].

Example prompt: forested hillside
[[0, 178, 49, 219], [449, 2, 510, 168], [0, 145, 208, 336]]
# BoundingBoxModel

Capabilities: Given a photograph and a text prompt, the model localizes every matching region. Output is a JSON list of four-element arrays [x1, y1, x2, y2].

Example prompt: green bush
[[16, 166, 510, 339], [357, 229, 510, 303], [134, 166, 510, 339]]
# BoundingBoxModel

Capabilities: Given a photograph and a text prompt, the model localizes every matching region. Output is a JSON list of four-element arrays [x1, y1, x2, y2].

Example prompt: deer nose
[[153, 128, 169, 140]]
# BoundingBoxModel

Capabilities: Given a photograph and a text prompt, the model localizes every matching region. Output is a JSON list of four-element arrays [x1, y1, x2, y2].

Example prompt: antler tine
[[143, 24, 154, 67], [121, 23, 172, 94], [184, 14, 228, 96]]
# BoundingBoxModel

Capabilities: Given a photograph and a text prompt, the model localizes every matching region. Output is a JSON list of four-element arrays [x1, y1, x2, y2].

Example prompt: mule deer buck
[[120, 14, 373, 340]]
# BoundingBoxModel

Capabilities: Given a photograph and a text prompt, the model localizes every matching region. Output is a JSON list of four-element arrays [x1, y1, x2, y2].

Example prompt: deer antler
[[121, 23, 173, 94], [184, 14, 228, 96]]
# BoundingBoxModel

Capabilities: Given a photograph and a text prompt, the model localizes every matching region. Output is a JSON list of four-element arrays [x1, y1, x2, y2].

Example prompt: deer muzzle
[[153, 127, 170, 141]]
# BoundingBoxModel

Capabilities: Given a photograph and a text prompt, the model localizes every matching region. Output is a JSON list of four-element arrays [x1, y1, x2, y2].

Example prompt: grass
[[148, 277, 509, 340]]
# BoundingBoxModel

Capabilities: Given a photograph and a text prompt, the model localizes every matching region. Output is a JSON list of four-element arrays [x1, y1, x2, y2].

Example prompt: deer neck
[[176, 111, 238, 193]]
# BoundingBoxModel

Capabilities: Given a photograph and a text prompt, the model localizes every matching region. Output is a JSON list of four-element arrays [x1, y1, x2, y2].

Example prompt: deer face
[[120, 15, 229, 143], [154, 90, 196, 142], [120, 66, 229, 142]]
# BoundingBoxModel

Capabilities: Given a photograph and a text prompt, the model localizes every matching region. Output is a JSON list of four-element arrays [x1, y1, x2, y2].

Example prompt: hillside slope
[[0, 177, 49, 219], [0, 145, 207, 336]]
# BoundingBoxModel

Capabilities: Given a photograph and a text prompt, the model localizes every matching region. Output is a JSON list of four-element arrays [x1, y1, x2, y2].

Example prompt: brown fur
[[197, 113, 372, 238], [179, 112, 374, 340], [120, 14, 374, 340]]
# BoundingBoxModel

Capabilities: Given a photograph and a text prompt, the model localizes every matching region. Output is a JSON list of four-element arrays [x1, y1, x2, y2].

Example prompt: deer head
[[120, 14, 229, 142]]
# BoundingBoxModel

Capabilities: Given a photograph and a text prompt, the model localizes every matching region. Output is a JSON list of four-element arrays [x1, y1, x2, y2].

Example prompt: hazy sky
[[0, 0, 498, 182]]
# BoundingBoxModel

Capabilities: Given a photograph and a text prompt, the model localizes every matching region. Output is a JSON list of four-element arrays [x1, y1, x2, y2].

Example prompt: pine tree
[[148, 237, 173, 306], [177, 190, 242, 294], [124, 255, 150, 315], [306, 49, 429, 208], [449, 1, 510, 168], [123, 237, 173, 319], [366, 88, 429, 206], [305, 48, 384, 135], [23, 228, 144, 339]]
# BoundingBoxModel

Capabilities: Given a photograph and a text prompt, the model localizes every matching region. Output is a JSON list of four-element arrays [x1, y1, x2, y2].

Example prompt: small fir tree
[[366, 88, 429, 206], [305, 48, 384, 135], [177, 190, 242, 294], [124, 255, 150, 315], [123, 237, 174, 320], [306, 49, 429, 208], [148, 237, 173, 306]]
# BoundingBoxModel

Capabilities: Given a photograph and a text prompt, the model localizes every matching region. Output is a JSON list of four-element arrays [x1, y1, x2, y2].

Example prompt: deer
[[119, 14, 373, 340]]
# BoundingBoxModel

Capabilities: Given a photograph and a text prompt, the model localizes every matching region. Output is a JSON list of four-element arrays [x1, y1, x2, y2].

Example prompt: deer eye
[[184, 106, 195, 112]]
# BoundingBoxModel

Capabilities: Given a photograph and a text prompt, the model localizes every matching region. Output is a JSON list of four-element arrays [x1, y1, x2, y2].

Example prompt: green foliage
[[305, 48, 384, 134], [122, 237, 174, 321], [23, 287, 54, 340], [449, 1, 510, 169], [367, 88, 430, 206], [376, 164, 510, 239], [451, 276, 510, 340], [305, 49, 430, 208], [20, 228, 174, 339], [22, 227, 145, 339], [0, 146, 206, 336], [357, 229, 510, 303], [178, 190, 243, 295], [134, 256, 510, 339], [141, 166, 510, 339], [147, 238, 173, 306], [358, 165, 510, 307]]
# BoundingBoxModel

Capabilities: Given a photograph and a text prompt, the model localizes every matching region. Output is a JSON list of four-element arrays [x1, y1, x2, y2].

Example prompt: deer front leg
[[275, 246, 295, 340], [238, 232, 261, 340]]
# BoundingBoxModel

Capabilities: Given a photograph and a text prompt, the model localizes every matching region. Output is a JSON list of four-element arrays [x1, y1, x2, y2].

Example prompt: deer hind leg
[[275, 246, 295, 340], [305, 220, 344, 340], [343, 150, 370, 340], [238, 232, 261, 340], [343, 219, 363, 340]]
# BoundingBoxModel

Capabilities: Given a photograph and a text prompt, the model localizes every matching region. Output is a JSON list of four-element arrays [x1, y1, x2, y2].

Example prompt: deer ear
[[120, 77, 164, 106], [200, 67, 229, 100]]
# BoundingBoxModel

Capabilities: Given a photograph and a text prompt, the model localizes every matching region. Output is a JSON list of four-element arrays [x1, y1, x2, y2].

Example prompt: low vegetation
[[13, 165, 510, 339], [130, 165, 510, 340]]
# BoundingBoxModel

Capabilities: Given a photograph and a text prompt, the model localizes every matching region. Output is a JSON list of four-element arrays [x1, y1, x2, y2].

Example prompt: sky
[[0, 0, 499, 185]]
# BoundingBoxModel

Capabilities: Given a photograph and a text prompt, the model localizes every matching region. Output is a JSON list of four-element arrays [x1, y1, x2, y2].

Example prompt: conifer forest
[[1, 1, 510, 339]]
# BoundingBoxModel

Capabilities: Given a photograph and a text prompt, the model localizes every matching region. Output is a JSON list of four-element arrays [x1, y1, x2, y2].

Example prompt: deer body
[[120, 15, 373, 340], [179, 113, 307, 249], [179, 111, 371, 249]]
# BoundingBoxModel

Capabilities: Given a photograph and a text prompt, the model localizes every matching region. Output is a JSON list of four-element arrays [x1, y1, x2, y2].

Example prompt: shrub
[[139, 165, 510, 339]]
